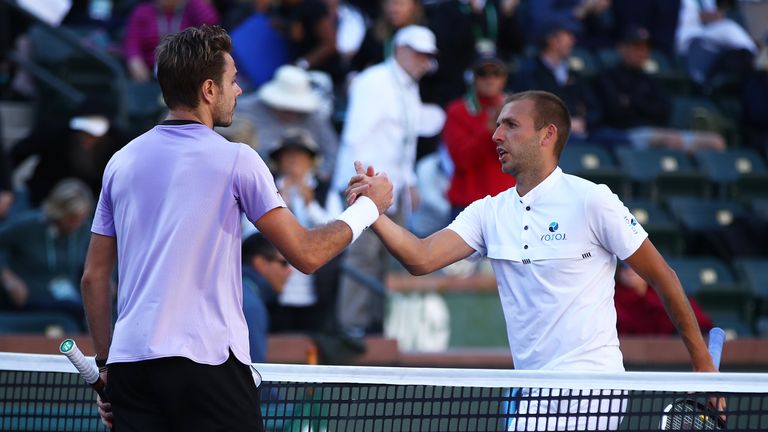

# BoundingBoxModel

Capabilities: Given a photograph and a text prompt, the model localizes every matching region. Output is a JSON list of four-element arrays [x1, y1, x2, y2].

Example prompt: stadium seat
[[666, 256, 737, 296], [749, 198, 768, 221], [669, 96, 737, 145], [559, 144, 628, 197], [693, 148, 768, 200], [0, 312, 81, 335], [666, 256, 753, 336], [733, 258, 768, 335], [665, 197, 751, 258], [568, 47, 600, 77], [615, 148, 708, 201], [623, 199, 684, 256]]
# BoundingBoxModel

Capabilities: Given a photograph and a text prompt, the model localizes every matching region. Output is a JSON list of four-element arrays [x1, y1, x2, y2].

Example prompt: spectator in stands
[[0, 116, 14, 220], [11, 97, 127, 207], [241, 232, 291, 363], [421, 0, 524, 106], [267, 128, 344, 334], [224, 0, 290, 91], [741, 41, 768, 154], [676, 0, 756, 87], [123, 0, 219, 82], [407, 145, 452, 238], [0, 179, 93, 330], [611, 0, 680, 56], [235, 65, 339, 181], [347, 0, 424, 74], [272, 0, 340, 82], [615, 262, 713, 336], [527, 0, 614, 50], [514, 17, 602, 141], [443, 54, 516, 219], [596, 26, 726, 153], [332, 25, 441, 337]]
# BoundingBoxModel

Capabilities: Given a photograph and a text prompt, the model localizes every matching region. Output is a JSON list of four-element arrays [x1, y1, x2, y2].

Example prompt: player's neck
[[515, 165, 557, 197], [166, 108, 213, 129]]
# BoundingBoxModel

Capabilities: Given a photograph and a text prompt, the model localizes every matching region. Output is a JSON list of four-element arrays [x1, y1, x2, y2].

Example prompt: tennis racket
[[59, 338, 109, 402], [659, 327, 726, 430]]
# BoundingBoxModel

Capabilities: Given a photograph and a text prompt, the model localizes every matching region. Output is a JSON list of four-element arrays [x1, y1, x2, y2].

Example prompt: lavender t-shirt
[[92, 123, 285, 366]]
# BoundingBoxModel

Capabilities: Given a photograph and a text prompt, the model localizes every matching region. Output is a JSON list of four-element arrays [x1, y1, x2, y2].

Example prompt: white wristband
[[336, 196, 379, 243]]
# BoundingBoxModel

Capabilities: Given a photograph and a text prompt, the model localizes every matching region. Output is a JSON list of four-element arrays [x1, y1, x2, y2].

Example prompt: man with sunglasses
[[443, 54, 516, 220], [241, 233, 292, 363]]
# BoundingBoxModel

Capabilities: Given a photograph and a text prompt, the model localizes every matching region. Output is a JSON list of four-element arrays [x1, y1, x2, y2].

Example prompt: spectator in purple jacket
[[123, 0, 220, 81]]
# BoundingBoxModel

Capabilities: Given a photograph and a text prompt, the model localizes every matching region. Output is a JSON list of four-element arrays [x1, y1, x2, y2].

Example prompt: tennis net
[[0, 352, 767, 431]]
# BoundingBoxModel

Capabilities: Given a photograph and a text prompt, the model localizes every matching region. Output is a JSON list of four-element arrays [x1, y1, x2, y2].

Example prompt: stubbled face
[[213, 53, 242, 128], [491, 99, 544, 176]]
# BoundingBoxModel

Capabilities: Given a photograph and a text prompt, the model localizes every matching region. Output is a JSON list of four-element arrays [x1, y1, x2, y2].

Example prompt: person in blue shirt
[[241, 232, 292, 362]]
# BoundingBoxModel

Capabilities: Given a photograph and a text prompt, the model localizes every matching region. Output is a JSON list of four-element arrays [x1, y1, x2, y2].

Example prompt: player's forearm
[[371, 216, 433, 275], [81, 276, 113, 359], [654, 275, 714, 371], [288, 221, 353, 274]]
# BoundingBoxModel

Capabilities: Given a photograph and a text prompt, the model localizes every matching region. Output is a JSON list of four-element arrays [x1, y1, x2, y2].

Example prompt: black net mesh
[[1, 361, 767, 431]]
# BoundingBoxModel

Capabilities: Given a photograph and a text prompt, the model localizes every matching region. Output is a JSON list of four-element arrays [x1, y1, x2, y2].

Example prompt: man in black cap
[[514, 17, 602, 141], [595, 25, 725, 153]]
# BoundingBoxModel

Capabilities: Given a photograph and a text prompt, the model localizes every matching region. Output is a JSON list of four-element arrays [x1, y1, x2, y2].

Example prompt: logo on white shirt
[[541, 221, 567, 241], [624, 216, 639, 234]]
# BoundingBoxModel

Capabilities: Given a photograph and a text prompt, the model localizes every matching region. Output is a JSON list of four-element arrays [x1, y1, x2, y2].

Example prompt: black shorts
[[107, 350, 263, 432]]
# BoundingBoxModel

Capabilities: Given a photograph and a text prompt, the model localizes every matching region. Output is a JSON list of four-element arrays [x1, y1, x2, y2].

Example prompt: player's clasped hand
[[345, 161, 394, 213]]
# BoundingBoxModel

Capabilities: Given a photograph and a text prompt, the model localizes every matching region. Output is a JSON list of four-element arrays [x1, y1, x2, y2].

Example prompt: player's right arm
[[372, 217, 475, 276], [255, 170, 393, 275]]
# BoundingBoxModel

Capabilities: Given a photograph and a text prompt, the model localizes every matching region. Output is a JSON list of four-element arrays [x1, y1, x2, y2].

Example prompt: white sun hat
[[258, 65, 320, 113]]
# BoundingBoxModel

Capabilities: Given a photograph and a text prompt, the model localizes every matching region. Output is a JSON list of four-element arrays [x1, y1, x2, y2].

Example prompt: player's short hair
[[155, 25, 232, 110], [505, 91, 571, 160], [242, 233, 278, 264], [42, 178, 94, 222]]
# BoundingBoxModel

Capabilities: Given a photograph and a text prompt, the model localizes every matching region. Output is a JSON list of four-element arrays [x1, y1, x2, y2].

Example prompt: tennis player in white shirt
[[345, 90, 719, 431]]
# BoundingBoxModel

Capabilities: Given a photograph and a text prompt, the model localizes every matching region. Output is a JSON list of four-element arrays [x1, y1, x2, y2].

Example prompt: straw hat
[[258, 65, 319, 113]]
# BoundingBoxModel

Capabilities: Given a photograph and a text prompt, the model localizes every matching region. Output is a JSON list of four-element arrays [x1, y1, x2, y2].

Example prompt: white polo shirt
[[447, 167, 647, 372]]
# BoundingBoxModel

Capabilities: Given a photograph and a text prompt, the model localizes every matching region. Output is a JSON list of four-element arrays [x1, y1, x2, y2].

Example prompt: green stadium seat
[[615, 148, 708, 201], [733, 258, 768, 335], [623, 199, 684, 256], [693, 149, 768, 200], [666, 256, 753, 337], [559, 144, 628, 197], [665, 197, 750, 258]]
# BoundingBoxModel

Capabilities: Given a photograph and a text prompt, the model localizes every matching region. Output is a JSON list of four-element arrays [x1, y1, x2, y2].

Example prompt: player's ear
[[200, 78, 217, 105], [539, 124, 557, 148]]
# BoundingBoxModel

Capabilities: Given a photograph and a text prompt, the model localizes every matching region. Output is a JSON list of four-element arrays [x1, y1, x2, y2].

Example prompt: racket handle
[[60, 339, 110, 402], [707, 327, 726, 370]]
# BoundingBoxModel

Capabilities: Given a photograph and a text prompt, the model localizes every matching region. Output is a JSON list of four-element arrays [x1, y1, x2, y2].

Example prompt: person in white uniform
[[344, 90, 719, 431]]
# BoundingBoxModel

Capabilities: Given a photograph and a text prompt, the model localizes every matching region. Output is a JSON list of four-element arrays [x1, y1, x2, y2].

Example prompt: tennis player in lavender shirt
[[80, 25, 392, 431]]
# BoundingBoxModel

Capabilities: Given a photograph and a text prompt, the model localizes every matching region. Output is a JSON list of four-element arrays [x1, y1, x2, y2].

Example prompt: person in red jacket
[[443, 54, 516, 219], [614, 261, 713, 335]]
